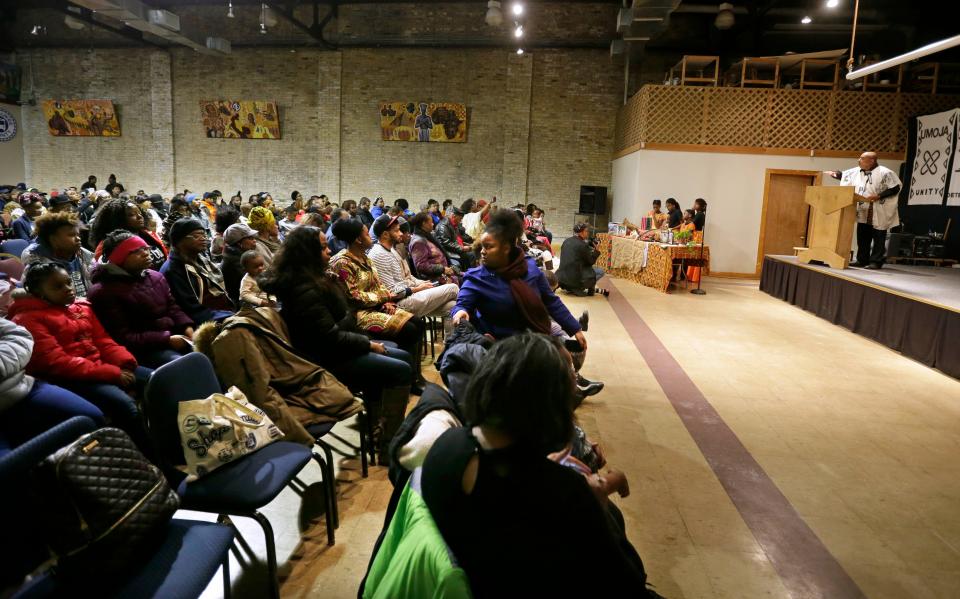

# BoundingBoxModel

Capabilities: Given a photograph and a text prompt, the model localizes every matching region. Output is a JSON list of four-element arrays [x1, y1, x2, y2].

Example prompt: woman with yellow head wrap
[[248, 206, 281, 264]]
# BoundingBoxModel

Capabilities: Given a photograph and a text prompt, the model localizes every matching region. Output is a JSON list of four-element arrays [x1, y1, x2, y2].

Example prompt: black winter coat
[[556, 236, 599, 291], [275, 274, 370, 366]]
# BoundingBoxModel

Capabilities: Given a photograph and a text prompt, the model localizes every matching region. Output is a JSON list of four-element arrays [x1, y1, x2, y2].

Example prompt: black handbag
[[30, 427, 180, 575]]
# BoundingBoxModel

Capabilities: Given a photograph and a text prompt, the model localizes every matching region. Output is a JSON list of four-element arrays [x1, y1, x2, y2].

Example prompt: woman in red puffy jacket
[[8, 262, 153, 450]]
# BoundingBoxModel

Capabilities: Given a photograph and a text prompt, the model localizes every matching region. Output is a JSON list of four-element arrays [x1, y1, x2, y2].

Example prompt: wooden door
[[757, 170, 819, 272]]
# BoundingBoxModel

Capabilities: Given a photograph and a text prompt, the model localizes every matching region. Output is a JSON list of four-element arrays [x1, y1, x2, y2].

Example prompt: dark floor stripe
[[605, 279, 865, 599]]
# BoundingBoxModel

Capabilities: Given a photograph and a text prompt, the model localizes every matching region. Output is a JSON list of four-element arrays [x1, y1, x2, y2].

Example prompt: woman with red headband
[[88, 229, 195, 368]]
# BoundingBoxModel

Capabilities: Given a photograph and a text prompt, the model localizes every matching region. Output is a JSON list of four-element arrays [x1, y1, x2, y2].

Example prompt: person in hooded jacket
[[88, 230, 195, 368], [21, 211, 93, 298], [8, 262, 153, 451]]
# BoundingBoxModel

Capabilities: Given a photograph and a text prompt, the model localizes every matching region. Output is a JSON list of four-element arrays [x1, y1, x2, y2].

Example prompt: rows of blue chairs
[[1, 352, 361, 599]]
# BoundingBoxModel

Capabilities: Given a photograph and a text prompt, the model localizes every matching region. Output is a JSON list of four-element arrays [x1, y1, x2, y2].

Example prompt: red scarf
[[496, 250, 552, 335]]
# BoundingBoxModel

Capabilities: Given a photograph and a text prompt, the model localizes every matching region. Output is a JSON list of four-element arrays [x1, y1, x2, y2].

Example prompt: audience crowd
[[0, 178, 664, 598]]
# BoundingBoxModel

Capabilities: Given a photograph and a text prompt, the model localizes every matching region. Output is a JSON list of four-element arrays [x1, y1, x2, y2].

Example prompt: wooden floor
[[197, 276, 960, 599]]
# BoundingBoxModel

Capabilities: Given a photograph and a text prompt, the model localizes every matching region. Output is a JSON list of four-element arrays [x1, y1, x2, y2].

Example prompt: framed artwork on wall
[[200, 100, 281, 139], [42, 100, 120, 137], [379, 101, 467, 142]]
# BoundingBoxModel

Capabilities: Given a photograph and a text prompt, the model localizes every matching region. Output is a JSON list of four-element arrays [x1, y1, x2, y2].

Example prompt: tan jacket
[[206, 307, 361, 445]]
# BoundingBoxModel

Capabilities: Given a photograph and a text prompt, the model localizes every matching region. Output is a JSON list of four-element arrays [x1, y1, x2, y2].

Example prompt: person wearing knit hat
[[327, 218, 425, 392], [221, 223, 259, 304], [248, 206, 281, 264], [88, 229, 194, 368], [160, 218, 234, 326]]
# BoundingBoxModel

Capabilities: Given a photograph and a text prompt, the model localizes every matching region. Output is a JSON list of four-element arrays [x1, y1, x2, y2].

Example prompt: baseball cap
[[371, 214, 401, 239]]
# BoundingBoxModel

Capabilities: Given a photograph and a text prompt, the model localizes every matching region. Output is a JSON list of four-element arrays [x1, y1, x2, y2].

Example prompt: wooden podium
[[797, 185, 863, 269]]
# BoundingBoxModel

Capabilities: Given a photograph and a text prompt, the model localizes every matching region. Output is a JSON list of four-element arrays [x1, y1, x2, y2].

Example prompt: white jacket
[[0, 318, 35, 412]]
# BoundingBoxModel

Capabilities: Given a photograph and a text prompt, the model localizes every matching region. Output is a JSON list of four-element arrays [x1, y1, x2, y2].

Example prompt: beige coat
[[205, 307, 362, 445]]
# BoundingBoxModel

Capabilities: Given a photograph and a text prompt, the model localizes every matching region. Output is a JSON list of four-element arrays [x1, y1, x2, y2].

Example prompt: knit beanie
[[248, 206, 276, 233], [170, 218, 206, 247]]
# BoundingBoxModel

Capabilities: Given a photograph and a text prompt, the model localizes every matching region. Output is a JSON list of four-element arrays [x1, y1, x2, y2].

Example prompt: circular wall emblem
[[0, 108, 16, 142]]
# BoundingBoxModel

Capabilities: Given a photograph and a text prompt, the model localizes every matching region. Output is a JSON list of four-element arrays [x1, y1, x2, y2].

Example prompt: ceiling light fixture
[[260, 2, 267, 34], [485, 0, 503, 27], [227, 1, 234, 18], [801, 15, 812, 24], [826, 0, 839, 7], [512, 3, 523, 16], [514, 24, 523, 38], [30, 25, 46, 36], [516, 48, 524, 55], [714, 3, 735, 30]]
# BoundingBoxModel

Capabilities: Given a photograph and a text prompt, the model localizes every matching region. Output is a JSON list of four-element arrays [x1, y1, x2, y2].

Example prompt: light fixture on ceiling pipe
[[260, 3, 267, 34], [516, 48, 524, 55], [512, 3, 523, 16], [485, 0, 503, 26], [826, 0, 839, 7], [801, 15, 812, 24], [846, 33, 960, 80], [714, 3, 734, 30], [30, 25, 46, 36], [514, 24, 523, 38], [227, 1, 234, 18]]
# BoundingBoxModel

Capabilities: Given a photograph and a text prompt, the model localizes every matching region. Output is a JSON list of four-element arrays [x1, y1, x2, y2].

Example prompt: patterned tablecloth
[[596, 233, 710, 293]]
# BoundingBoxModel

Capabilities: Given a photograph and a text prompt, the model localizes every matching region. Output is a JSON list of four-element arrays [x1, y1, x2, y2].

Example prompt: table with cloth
[[595, 233, 710, 293]]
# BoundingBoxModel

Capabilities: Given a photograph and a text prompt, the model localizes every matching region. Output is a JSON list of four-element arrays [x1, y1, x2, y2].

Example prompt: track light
[[485, 0, 503, 26], [714, 2, 734, 30], [512, 3, 523, 16], [516, 48, 524, 55], [801, 15, 812, 24], [826, 0, 839, 7], [227, 1, 234, 18], [30, 25, 46, 36], [260, 3, 267, 33], [514, 24, 523, 38]]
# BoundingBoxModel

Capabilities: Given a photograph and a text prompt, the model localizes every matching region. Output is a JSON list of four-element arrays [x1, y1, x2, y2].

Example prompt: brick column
[[501, 52, 533, 206]]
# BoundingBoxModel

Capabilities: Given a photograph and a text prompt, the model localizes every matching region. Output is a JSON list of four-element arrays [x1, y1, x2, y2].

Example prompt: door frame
[[755, 168, 823, 274]]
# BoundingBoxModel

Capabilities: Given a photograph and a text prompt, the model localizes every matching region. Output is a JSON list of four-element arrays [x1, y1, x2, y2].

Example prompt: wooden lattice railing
[[614, 84, 960, 158]]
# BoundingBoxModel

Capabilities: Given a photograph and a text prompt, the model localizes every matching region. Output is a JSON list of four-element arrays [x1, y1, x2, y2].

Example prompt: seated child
[[8, 262, 153, 451], [239, 250, 277, 308], [88, 229, 195, 368]]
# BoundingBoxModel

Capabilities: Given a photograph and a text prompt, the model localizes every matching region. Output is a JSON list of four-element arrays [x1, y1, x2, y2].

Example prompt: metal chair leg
[[359, 411, 369, 478], [221, 543, 232, 599], [311, 452, 336, 545], [249, 510, 280, 599], [317, 441, 339, 529]]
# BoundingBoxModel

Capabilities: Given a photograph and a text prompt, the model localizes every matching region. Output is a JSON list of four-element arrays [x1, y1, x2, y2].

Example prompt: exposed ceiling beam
[[49, 3, 165, 48]]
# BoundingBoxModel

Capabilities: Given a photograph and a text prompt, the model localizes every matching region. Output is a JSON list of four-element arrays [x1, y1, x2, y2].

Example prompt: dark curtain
[[760, 257, 960, 381]]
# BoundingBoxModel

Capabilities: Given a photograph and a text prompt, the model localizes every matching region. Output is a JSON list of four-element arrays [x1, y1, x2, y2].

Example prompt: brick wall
[[18, 47, 621, 221], [20, 49, 175, 194]]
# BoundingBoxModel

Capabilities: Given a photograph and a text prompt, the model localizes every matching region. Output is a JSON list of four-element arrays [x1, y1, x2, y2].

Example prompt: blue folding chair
[[144, 353, 316, 599], [0, 416, 234, 599], [0, 239, 29, 260]]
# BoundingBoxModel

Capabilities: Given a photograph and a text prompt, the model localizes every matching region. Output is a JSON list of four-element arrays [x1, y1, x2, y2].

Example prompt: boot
[[362, 395, 385, 466], [378, 385, 411, 466]]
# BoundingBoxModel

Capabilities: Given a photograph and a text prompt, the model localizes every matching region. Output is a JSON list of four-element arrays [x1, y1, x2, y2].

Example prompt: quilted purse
[[30, 427, 180, 575]]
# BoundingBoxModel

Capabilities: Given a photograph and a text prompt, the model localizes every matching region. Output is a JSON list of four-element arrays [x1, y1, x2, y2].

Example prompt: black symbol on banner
[[919, 150, 940, 175]]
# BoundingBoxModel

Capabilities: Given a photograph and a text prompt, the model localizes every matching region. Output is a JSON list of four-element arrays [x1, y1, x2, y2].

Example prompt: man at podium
[[824, 151, 901, 269]]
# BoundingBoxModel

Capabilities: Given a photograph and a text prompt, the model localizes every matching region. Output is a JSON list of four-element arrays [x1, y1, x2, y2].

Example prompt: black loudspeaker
[[578, 186, 607, 215]]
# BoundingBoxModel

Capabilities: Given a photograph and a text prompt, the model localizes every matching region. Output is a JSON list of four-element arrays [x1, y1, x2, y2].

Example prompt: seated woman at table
[[679, 210, 696, 234], [646, 199, 667, 229], [692, 198, 707, 231], [665, 198, 682, 230]]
